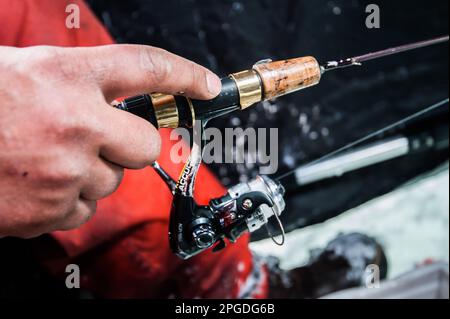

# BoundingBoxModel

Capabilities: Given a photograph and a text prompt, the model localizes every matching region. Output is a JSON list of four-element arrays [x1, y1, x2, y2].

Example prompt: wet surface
[[266, 232, 387, 298]]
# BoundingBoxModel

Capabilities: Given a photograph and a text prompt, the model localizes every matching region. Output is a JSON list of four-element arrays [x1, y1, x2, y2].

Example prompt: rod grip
[[115, 94, 159, 127], [116, 77, 240, 128], [253, 56, 322, 100]]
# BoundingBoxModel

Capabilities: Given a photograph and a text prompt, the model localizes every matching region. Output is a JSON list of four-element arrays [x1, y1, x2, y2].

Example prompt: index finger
[[71, 45, 222, 102]]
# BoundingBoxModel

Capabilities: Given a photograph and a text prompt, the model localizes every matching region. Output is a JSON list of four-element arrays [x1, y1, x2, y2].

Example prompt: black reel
[[162, 171, 286, 260], [150, 115, 287, 260]]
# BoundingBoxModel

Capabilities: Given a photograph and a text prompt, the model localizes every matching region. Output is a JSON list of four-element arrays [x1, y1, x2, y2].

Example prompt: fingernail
[[206, 73, 222, 96]]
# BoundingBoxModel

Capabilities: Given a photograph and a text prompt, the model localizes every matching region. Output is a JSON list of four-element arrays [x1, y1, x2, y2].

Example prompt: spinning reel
[[152, 123, 286, 260]]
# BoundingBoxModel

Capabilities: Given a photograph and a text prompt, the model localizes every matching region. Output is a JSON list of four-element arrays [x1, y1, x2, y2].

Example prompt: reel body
[[168, 175, 286, 259]]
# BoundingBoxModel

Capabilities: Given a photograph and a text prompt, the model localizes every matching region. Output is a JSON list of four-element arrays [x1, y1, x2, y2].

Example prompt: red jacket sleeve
[[0, 0, 114, 47]]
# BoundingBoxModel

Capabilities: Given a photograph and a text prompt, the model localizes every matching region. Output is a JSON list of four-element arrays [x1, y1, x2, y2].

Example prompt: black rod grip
[[116, 94, 158, 127], [191, 76, 240, 120], [117, 76, 241, 128]]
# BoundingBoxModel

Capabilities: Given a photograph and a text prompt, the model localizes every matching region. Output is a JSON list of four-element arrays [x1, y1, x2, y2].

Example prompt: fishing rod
[[115, 35, 448, 260], [116, 35, 449, 129]]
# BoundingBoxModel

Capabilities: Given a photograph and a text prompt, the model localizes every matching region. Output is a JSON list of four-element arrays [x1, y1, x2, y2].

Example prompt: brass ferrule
[[186, 97, 195, 127], [151, 93, 179, 128], [229, 70, 263, 109]]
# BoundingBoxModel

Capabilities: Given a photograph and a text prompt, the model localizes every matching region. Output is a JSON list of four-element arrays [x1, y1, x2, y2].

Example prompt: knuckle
[[25, 47, 88, 84], [190, 63, 198, 89], [140, 47, 172, 84], [23, 47, 66, 77], [22, 46, 56, 67], [36, 159, 85, 187], [40, 206, 68, 230], [103, 173, 123, 198], [47, 48, 79, 81], [12, 203, 70, 238], [45, 107, 100, 143], [94, 167, 124, 199], [191, 64, 208, 93], [60, 201, 96, 230], [51, 124, 89, 144]]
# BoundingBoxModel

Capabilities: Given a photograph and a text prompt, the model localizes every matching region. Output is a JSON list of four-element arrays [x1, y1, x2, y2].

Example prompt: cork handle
[[253, 56, 321, 100]]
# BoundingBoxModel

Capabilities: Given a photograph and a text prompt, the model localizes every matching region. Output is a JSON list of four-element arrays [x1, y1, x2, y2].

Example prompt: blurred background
[[1, 0, 448, 297]]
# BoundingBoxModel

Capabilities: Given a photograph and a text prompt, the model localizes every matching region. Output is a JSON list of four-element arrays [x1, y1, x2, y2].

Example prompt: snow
[[250, 163, 449, 278]]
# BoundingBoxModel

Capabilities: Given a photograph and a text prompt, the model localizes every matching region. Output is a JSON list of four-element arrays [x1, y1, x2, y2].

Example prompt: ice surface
[[251, 163, 450, 278]]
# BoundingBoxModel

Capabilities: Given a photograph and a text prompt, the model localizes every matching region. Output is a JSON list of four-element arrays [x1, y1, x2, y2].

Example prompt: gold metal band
[[230, 70, 262, 109], [150, 93, 179, 128], [186, 97, 196, 127]]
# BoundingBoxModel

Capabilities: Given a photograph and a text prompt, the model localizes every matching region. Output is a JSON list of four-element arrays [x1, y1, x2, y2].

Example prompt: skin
[[0, 44, 222, 238]]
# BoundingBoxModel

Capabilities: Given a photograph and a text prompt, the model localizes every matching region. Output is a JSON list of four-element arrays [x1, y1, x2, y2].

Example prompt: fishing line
[[275, 98, 449, 181]]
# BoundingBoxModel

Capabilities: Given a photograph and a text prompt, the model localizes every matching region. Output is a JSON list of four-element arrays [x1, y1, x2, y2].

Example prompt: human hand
[[0, 44, 221, 237]]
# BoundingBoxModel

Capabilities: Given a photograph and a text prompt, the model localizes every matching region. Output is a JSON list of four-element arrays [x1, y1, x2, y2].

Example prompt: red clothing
[[0, 0, 267, 298]]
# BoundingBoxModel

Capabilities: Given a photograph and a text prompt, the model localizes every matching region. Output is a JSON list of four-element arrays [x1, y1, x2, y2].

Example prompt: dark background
[[1, 0, 448, 297]]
